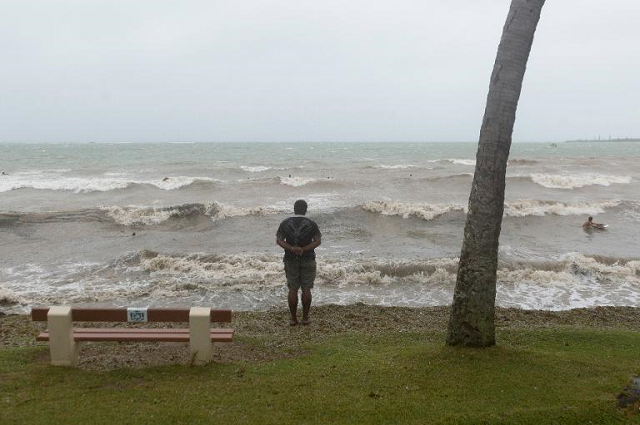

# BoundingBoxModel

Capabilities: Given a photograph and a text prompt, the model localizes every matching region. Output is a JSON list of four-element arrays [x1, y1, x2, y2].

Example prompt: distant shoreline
[[565, 138, 640, 143]]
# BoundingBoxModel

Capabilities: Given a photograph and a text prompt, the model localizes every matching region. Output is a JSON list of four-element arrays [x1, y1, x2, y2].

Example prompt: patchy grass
[[1, 326, 639, 424]]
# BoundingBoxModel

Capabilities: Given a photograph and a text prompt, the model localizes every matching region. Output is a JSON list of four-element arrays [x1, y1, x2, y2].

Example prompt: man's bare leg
[[288, 289, 299, 325], [301, 288, 312, 325]]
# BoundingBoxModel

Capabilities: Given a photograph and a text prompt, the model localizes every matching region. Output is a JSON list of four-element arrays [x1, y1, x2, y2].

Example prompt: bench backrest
[[31, 307, 232, 323]]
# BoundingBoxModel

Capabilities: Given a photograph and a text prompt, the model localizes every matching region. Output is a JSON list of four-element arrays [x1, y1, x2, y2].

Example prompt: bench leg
[[47, 306, 79, 366], [189, 307, 212, 365]]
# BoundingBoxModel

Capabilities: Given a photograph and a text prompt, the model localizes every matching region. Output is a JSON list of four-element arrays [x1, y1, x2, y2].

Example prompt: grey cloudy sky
[[1, 0, 638, 143]]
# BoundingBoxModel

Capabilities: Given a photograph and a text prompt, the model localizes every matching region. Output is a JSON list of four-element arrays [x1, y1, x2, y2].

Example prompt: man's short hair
[[294, 199, 308, 215], [588, 216, 593, 221]]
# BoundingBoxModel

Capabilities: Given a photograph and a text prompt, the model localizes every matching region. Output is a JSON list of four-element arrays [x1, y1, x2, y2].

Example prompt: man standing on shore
[[276, 199, 321, 326]]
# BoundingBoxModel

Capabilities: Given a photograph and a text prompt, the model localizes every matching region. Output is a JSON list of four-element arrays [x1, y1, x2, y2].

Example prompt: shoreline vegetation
[[2, 304, 640, 422]]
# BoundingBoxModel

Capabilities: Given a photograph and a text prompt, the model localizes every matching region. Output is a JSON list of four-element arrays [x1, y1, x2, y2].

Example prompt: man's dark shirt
[[276, 215, 321, 261]]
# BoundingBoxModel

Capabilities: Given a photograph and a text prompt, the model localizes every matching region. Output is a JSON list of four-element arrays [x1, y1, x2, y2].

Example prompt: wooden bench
[[31, 306, 234, 366]]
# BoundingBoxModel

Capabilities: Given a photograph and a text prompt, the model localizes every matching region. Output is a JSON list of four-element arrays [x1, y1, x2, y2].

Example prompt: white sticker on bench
[[127, 308, 148, 322]]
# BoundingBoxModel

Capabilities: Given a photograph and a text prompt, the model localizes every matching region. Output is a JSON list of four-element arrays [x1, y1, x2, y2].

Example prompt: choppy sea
[[1, 141, 639, 313]]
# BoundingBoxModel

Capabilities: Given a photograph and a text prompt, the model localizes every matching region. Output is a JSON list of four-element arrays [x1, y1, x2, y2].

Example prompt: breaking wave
[[361, 199, 623, 221], [240, 165, 271, 173], [504, 199, 621, 217], [2, 198, 628, 230], [135, 251, 462, 288], [375, 164, 417, 169], [0, 173, 223, 193], [361, 201, 466, 220], [529, 173, 632, 189], [280, 176, 317, 187], [102, 202, 283, 226], [3, 251, 639, 312]]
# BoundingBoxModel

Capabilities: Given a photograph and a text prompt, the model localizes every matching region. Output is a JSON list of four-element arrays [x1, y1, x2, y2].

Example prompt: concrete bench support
[[189, 307, 213, 365], [47, 306, 79, 366]]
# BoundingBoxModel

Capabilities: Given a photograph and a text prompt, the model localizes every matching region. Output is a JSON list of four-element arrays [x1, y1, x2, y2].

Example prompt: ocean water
[[1, 141, 639, 313]]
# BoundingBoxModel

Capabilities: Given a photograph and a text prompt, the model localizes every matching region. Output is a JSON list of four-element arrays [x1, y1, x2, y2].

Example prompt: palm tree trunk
[[446, 0, 546, 347]]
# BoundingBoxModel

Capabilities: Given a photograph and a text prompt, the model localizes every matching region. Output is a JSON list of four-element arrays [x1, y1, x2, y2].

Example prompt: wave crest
[[280, 176, 317, 187], [241, 165, 271, 173], [3, 252, 640, 312], [0, 174, 222, 193], [361, 199, 621, 220], [530, 173, 632, 189], [362, 201, 466, 220], [504, 199, 621, 217], [102, 202, 283, 226], [375, 164, 417, 169], [140, 252, 284, 289]]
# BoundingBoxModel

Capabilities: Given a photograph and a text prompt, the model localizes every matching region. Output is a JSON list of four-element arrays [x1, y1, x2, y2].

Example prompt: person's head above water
[[588, 217, 593, 222], [294, 199, 308, 215]]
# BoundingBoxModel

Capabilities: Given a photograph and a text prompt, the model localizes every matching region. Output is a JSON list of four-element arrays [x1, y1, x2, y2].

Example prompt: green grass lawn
[[1, 328, 639, 424]]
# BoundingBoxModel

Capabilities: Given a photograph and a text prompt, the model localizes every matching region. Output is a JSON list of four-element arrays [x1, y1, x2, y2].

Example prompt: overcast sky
[[1, 0, 638, 143]]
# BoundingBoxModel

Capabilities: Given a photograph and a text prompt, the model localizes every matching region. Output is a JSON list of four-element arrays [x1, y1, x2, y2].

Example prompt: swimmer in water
[[582, 216, 606, 229]]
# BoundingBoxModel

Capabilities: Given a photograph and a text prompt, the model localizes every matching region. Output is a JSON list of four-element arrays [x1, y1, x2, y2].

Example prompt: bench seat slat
[[53, 328, 234, 334], [31, 307, 232, 323], [36, 329, 234, 343]]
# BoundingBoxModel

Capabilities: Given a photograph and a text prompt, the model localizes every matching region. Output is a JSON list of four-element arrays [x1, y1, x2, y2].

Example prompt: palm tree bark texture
[[447, 0, 546, 347]]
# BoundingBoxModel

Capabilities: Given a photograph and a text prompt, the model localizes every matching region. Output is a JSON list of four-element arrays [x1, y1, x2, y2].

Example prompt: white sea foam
[[496, 253, 640, 309], [362, 201, 466, 220], [208, 202, 283, 221], [0, 176, 133, 193], [102, 205, 194, 226], [153, 176, 221, 190], [3, 252, 640, 313], [241, 165, 271, 173], [445, 159, 476, 166], [280, 176, 317, 187], [376, 164, 417, 169], [362, 199, 620, 220], [0, 174, 221, 193], [0, 287, 24, 306], [622, 202, 640, 222], [0, 261, 142, 309], [140, 254, 462, 289], [102, 202, 283, 226], [529, 173, 632, 189], [141, 253, 285, 289], [559, 252, 640, 278], [504, 199, 621, 217]]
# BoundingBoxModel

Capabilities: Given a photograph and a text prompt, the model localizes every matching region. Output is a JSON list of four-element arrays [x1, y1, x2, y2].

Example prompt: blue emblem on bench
[[127, 308, 148, 322]]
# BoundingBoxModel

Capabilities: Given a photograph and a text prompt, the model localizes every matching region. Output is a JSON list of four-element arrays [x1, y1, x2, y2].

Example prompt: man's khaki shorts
[[284, 259, 316, 290]]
